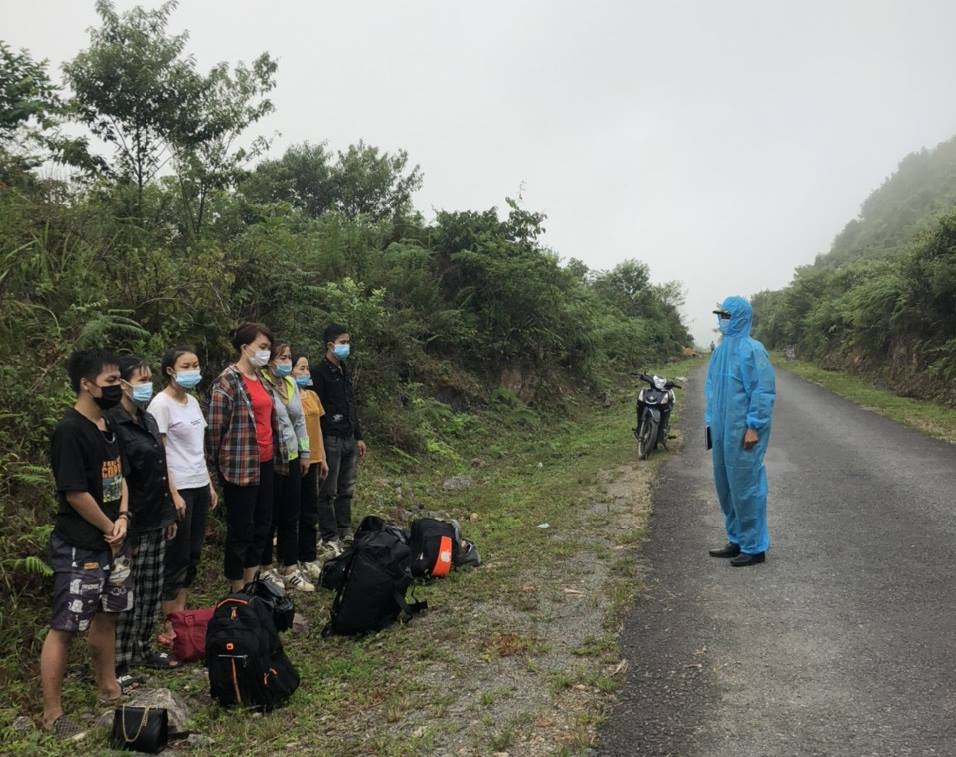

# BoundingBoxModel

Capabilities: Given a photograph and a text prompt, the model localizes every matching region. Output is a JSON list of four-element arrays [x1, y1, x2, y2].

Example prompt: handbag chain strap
[[121, 705, 151, 743]]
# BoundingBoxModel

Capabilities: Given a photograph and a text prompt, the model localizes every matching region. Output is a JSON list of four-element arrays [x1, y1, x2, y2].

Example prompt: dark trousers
[[299, 462, 319, 563], [262, 456, 302, 567], [222, 460, 274, 581], [162, 485, 210, 599], [318, 434, 358, 541]]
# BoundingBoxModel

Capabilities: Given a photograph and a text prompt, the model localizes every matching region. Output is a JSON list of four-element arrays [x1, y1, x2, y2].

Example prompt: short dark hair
[[160, 346, 197, 382], [323, 323, 348, 346], [66, 348, 118, 393], [116, 355, 150, 382], [230, 322, 273, 352]]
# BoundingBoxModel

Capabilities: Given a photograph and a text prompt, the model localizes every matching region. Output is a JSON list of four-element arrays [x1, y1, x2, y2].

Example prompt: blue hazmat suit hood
[[717, 295, 753, 338], [705, 295, 776, 554]]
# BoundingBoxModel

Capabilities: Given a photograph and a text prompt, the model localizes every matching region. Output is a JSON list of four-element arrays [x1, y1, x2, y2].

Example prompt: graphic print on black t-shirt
[[50, 409, 124, 551], [101, 455, 122, 503]]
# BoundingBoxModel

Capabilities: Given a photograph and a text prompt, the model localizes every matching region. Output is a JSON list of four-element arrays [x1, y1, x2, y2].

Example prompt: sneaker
[[109, 556, 131, 585], [339, 528, 355, 545], [300, 560, 323, 582], [283, 567, 315, 592], [259, 567, 285, 589]]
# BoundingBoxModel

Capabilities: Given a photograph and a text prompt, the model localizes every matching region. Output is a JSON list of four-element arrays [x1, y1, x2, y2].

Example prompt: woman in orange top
[[292, 354, 332, 579]]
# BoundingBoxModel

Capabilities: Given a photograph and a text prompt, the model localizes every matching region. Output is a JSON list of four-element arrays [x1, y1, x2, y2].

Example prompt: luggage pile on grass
[[196, 515, 480, 712]]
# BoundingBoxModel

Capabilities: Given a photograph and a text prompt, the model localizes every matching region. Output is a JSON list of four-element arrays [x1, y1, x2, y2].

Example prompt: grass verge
[[1, 358, 702, 756], [774, 354, 956, 444]]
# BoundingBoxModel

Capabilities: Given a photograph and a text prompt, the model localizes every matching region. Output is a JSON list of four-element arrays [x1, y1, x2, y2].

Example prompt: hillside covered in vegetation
[[0, 2, 690, 607], [752, 135, 956, 405]]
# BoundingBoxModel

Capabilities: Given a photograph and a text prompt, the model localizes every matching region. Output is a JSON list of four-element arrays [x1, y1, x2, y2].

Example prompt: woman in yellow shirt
[[292, 354, 333, 579]]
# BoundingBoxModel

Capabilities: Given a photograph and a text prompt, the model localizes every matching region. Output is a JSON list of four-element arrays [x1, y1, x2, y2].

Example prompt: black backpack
[[205, 588, 300, 710], [408, 518, 460, 579], [319, 549, 350, 591], [319, 515, 409, 592], [322, 518, 426, 636]]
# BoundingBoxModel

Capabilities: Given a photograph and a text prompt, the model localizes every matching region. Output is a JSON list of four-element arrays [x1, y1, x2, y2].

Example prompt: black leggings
[[299, 463, 319, 563], [222, 460, 274, 581], [261, 456, 302, 567], [162, 485, 210, 599]]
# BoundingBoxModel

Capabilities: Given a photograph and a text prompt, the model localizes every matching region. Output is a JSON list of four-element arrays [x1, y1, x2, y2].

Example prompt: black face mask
[[93, 384, 123, 410]]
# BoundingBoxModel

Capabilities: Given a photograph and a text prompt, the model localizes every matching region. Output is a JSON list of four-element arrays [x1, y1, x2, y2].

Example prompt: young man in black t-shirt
[[40, 349, 134, 739]]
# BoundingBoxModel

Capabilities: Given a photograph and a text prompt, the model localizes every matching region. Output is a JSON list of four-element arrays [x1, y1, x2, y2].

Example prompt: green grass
[[774, 354, 956, 444]]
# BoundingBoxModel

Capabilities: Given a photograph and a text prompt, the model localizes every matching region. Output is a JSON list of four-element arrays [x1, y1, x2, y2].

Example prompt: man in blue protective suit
[[704, 296, 776, 567]]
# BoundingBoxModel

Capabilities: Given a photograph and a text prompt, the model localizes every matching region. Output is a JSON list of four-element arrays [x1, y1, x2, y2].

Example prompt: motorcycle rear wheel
[[638, 417, 657, 460]]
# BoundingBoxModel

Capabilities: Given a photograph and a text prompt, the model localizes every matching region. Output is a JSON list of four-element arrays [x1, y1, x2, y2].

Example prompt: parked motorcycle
[[634, 372, 681, 460]]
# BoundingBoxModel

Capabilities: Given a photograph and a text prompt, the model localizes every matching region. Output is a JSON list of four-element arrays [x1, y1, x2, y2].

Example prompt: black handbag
[[109, 705, 169, 753]]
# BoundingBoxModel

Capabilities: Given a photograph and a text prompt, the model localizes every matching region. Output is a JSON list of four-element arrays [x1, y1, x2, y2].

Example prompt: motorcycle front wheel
[[638, 417, 658, 460]]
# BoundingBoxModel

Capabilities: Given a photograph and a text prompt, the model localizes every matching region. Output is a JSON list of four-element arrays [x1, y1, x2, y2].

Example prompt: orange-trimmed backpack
[[205, 586, 299, 711]]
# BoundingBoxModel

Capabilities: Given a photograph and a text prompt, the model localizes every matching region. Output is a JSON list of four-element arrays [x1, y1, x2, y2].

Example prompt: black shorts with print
[[49, 532, 133, 633]]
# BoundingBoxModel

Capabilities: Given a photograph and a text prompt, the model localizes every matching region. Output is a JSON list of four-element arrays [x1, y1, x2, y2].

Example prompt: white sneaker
[[283, 567, 315, 592], [260, 567, 285, 589], [300, 560, 323, 582]]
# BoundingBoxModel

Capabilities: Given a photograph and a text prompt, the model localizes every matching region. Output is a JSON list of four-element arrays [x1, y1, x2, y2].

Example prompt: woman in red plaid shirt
[[207, 323, 289, 591]]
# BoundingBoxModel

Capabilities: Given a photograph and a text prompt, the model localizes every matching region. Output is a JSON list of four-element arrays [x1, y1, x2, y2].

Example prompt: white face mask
[[249, 348, 271, 368]]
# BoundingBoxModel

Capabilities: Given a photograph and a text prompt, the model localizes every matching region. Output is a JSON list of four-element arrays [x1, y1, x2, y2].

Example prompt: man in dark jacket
[[311, 323, 366, 545]]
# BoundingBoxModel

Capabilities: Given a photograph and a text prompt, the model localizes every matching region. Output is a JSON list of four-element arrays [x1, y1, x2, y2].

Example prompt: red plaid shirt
[[207, 366, 289, 487]]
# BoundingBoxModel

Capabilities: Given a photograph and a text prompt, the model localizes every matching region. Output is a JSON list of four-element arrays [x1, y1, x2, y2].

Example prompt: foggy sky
[[6, 0, 956, 347]]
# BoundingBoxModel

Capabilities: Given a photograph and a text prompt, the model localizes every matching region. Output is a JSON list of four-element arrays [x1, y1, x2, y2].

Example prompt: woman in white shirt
[[148, 347, 218, 635]]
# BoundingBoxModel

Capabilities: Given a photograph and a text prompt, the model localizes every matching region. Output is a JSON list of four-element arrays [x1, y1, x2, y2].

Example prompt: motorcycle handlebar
[[636, 373, 681, 390]]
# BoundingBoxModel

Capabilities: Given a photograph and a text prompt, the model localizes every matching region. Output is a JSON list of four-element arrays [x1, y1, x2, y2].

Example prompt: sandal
[[44, 714, 89, 742], [143, 650, 181, 669]]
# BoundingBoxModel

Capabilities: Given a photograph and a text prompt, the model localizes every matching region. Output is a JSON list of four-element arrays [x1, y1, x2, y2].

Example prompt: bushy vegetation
[[752, 136, 956, 404], [0, 0, 690, 691]]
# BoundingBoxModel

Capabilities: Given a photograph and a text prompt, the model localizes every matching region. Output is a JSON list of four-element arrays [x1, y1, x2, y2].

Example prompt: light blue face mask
[[175, 370, 202, 389], [333, 343, 350, 360], [274, 362, 293, 377], [718, 315, 730, 335], [295, 374, 313, 387], [132, 382, 154, 404]]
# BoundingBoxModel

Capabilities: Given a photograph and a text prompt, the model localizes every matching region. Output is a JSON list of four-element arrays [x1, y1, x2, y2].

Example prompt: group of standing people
[[40, 321, 365, 739]]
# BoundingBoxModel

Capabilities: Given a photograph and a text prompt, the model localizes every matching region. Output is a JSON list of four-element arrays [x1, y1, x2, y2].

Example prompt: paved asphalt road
[[598, 365, 956, 757]]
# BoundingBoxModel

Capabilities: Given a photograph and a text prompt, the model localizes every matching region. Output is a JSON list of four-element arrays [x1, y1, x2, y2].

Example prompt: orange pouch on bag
[[432, 535, 453, 577]]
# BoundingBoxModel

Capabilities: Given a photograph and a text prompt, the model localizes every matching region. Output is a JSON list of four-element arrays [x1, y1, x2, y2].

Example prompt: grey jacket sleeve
[[287, 381, 310, 461]]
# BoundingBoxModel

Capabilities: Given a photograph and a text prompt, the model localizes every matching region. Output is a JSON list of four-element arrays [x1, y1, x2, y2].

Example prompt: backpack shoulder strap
[[321, 547, 361, 637], [395, 586, 427, 622]]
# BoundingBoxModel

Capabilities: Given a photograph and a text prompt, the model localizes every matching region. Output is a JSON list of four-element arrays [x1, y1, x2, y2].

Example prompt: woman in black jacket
[[107, 355, 179, 677]]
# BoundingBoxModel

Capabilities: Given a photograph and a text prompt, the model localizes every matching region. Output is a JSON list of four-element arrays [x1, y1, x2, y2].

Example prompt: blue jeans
[[318, 435, 358, 541]]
